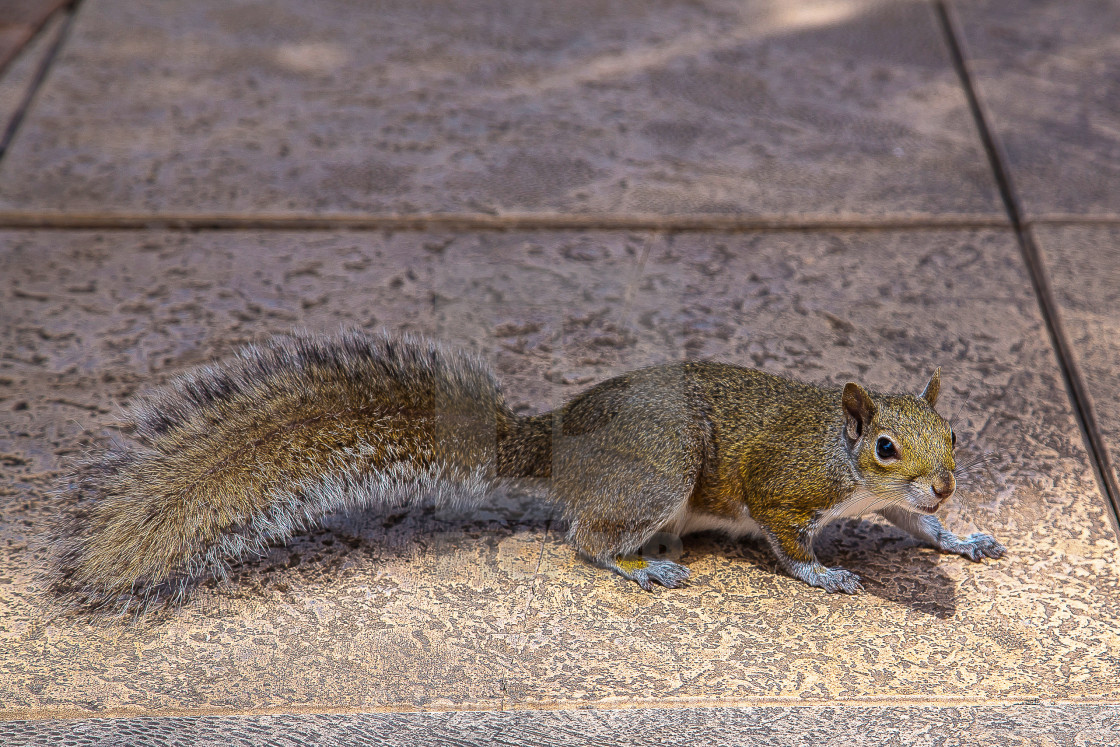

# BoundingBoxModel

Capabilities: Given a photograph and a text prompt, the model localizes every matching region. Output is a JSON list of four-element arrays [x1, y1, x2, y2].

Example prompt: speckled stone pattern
[[4, 706, 1120, 747], [950, 0, 1120, 219], [2, 0, 1120, 739], [1033, 225, 1120, 525], [2, 230, 1119, 718], [0, 0, 1002, 219]]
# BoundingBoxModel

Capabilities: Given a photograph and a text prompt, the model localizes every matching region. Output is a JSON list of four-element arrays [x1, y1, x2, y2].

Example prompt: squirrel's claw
[[956, 533, 1007, 562], [607, 556, 691, 591], [804, 565, 864, 594], [631, 559, 691, 591]]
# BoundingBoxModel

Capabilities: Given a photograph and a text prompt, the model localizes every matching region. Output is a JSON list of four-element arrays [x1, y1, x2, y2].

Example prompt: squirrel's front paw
[[803, 565, 864, 594], [949, 532, 1007, 562]]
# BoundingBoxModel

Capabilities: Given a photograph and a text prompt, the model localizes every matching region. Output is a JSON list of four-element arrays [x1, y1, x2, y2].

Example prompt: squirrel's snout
[[932, 474, 955, 501]]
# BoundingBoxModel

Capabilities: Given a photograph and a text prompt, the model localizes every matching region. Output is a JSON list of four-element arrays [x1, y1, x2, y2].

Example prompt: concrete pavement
[[1, 1, 1119, 744]]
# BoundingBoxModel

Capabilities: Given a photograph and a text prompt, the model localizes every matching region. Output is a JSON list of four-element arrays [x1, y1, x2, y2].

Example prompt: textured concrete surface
[[0, 0, 1003, 220], [0, 229, 642, 714], [2, 229, 1118, 720], [516, 229, 1120, 706], [1033, 224, 1120, 526], [1, 0, 1118, 742], [5, 705, 1120, 746], [950, 0, 1120, 220]]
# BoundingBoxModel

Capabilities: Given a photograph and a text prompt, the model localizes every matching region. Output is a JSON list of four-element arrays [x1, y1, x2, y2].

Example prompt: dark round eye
[[950, 429, 956, 447], [875, 436, 897, 460]]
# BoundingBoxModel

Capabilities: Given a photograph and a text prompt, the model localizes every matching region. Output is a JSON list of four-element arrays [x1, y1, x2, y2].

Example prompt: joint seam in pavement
[[935, 0, 1120, 537], [0, 211, 1013, 232], [5, 213, 1120, 232], [6, 695, 1120, 723]]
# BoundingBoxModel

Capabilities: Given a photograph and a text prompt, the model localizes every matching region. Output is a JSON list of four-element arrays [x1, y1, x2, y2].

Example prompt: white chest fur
[[816, 488, 893, 525], [663, 488, 891, 541]]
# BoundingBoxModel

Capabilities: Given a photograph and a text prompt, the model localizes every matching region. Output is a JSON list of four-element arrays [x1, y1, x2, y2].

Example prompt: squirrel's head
[[841, 368, 956, 513]]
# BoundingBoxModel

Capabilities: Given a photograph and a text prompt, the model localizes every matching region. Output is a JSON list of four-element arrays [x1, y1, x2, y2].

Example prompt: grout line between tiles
[[1029, 216, 1120, 226], [0, 211, 1010, 233], [498, 519, 552, 714], [4, 696, 1120, 723], [934, 0, 1120, 535], [4, 213, 1120, 233], [0, 1, 80, 163]]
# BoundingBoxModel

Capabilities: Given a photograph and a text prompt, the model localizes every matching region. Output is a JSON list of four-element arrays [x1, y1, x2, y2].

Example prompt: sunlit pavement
[[2, 1, 1119, 744]]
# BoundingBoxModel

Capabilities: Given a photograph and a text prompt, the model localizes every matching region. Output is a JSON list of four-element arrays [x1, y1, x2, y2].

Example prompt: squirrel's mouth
[[915, 491, 952, 514]]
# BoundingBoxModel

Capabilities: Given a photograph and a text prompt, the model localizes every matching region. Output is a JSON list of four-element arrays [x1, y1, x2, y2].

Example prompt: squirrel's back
[[50, 330, 538, 612]]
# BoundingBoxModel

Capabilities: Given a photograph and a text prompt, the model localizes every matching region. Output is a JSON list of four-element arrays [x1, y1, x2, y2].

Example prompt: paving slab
[[1032, 224, 1120, 526], [5, 705, 1120, 746], [0, 0, 1003, 221], [514, 228, 1120, 706], [2, 228, 1118, 720], [949, 0, 1120, 220], [0, 228, 653, 716]]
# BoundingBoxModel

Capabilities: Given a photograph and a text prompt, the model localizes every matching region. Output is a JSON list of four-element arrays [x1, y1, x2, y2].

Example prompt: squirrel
[[48, 329, 1005, 613]]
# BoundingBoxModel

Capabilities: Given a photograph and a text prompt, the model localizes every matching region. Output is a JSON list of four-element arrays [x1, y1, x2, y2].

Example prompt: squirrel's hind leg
[[557, 457, 699, 592], [566, 508, 695, 591], [877, 506, 1007, 561], [551, 389, 705, 591]]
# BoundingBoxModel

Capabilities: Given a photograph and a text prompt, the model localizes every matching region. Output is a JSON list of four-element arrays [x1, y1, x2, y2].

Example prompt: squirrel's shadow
[[222, 510, 960, 619], [683, 518, 960, 619], [811, 518, 961, 618], [84, 502, 957, 625], [214, 489, 555, 597], [49, 506, 555, 630]]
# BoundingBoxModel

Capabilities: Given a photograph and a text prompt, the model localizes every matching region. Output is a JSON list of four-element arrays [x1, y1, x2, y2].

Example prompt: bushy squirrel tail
[[48, 330, 551, 614]]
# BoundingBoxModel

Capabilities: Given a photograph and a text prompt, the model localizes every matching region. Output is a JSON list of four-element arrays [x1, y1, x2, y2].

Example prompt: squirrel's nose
[[932, 474, 955, 500]]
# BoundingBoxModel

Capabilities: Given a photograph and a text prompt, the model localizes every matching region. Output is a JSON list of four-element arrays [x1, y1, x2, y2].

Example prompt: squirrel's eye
[[875, 436, 897, 460], [950, 429, 956, 447]]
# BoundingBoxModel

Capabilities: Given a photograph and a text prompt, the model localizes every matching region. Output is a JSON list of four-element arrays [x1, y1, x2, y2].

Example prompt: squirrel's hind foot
[[601, 555, 691, 591]]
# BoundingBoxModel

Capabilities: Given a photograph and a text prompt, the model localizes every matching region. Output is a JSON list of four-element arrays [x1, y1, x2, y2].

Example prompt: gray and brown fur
[[50, 332, 543, 613], [49, 330, 1004, 613]]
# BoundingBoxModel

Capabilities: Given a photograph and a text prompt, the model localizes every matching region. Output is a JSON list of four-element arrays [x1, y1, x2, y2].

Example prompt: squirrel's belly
[[665, 503, 763, 540]]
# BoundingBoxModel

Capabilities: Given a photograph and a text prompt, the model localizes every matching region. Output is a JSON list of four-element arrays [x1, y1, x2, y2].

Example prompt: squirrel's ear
[[920, 368, 941, 408], [842, 383, 876, 443]]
